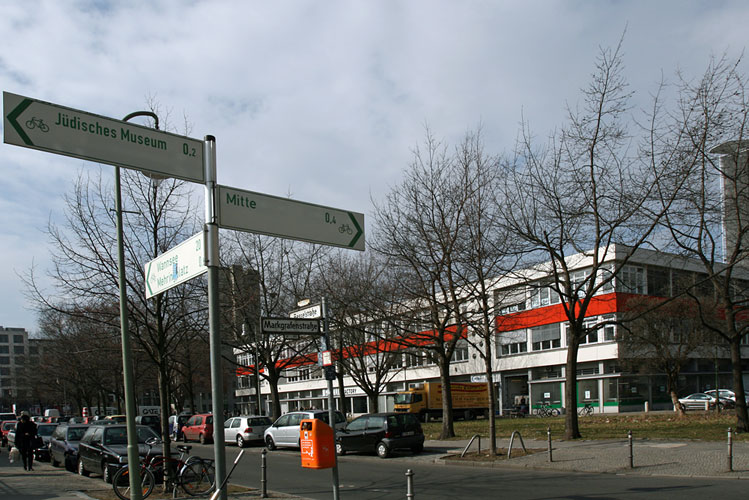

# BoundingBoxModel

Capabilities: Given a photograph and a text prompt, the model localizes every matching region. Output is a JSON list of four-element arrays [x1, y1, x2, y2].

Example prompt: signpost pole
[[322, 297, 340, 500], [204, 135, 227, 500], [114, 163, 142, 500]]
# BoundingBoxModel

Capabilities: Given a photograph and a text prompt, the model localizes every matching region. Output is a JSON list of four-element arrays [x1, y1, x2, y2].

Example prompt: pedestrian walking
[[15, 413, 38, 471]]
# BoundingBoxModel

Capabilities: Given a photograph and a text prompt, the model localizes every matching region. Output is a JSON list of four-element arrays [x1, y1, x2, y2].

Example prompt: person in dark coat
[[15, 413, 38, 471]]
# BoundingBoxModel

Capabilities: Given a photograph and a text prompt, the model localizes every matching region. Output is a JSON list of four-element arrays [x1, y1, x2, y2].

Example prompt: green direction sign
[[3, 91, 205, 183], [144, 231, 207, 299], [217, 185, 365, 251]]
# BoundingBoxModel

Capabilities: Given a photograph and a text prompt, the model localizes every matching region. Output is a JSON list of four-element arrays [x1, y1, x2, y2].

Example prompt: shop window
[[578, 379, 599, 404], [603, 378, 618, 404], [532, 366, 562, 380], [532, 381, 561, 406]]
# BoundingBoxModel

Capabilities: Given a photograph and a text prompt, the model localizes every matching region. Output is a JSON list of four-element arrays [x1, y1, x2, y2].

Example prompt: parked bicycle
[[536, 403, 560, 417], [577, 403, 594, 416], [112, 437, 215, 500]]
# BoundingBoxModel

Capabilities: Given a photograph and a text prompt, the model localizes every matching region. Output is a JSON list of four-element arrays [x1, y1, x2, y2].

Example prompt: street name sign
[[3, 92, 205, 183], [145, 231, 207, 299], [261, 317, 321, 336], [290, 303, 322, 319], [217, 185, 365, 251]]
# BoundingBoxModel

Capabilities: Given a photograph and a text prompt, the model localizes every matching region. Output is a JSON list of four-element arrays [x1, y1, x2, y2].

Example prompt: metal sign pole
[[204, 135, 227, 500], [322, 297, 340, 500]]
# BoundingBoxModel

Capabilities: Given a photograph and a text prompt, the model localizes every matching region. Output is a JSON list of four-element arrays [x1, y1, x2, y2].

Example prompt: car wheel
[[78, 458, 90, 477], [103, 463, 112, 483], [335, 442, 346, 456], [199, 433, 206, 445], [236, 435, 246, 448], [376, 441, 390, 459], [265, 436, 276, 451]]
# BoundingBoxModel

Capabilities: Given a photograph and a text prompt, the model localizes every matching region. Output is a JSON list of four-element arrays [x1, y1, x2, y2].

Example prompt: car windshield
[[2, 422, 16, 430], [393, 393, 412, 404], [136, 427, 159, 443], [67, 427, 87, 441], [37, 425, 56, 436]]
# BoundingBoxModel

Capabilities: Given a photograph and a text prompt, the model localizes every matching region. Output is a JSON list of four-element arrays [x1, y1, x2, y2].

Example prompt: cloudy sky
[[1, 0, 747, 333]]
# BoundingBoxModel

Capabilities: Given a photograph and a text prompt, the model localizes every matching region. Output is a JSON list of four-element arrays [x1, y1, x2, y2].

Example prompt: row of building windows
[[0, 334, 24, 343], [497, 316, 616, 357]]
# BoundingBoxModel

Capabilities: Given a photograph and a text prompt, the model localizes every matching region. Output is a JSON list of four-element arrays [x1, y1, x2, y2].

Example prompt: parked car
[[224, 415, 273, 447], [704, 389, 736, 402], [677, 393, 723, 410], [135, 415, 161, 435], [77, 424, 159, 483], [1, 419, 17, 448], [33, 423, 59, 461], [336, 412, 424, 459], [169, 413, 192, 441], [181, 413, 214, 444], [264, 410, 346, 450], [49, 423, 91, 471]]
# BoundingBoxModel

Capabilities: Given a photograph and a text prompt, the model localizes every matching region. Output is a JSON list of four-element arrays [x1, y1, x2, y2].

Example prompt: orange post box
[[300, 418, 335, 469]]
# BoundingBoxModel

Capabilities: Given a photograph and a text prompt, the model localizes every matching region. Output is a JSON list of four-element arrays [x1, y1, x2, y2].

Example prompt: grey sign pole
[[321, 297, 340, 500], [204, 135, 228, 500]]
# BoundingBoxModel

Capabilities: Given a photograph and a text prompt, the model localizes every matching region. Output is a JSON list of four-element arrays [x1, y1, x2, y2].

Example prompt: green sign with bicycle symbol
[[217, 185, 365, 251], [3, 91, 205, 183]]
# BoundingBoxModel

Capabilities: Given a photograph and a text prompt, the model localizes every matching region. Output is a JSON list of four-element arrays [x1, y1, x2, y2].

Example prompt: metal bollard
[[628, 430, 633, 469], [261, 448, 268, 498], [547, 426, 553, 462], [727, 427, 733, 472], [406, 469, 415, 500]]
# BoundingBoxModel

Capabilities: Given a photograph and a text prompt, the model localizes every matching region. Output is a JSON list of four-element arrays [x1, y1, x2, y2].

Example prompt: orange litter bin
[[300, 418, 335, 469]]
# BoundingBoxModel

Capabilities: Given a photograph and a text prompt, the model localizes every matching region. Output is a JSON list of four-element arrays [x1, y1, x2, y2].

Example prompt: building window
[[14, 346, 24, 355], [13, 335, 23, 343], [29, 345, 38, 355], [618, 266, 645, 294], [530, 285, 560, 308], [602, 315, 616, 341], [0, 367, 9, 375], [497, 330, 528, 356], [452, 342, 469, 362], [0, 357, 9, 365], [531, 324, 561, 351], [0, 334, 8, 343], [298, 369, 310, 381], [0, 346, 8, 354]]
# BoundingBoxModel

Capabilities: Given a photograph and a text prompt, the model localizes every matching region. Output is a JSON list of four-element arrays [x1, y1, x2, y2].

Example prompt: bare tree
[[654, 54, 749, 431], [499, 39, 674, 439], [372, 128, 475, 439]]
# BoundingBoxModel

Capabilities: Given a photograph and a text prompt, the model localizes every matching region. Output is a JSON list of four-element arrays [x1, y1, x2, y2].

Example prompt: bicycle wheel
[[180, 459, 215, 496], [550, 408, 561, 417], [112, 465, 155, 500]]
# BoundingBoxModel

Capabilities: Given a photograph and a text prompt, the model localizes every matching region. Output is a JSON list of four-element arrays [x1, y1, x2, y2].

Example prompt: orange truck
[[393, 382, 488, 421]]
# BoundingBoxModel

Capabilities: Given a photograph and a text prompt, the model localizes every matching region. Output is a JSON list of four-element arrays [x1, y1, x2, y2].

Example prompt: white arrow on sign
[[144, 231, 207, 299], [217, 185, 365, 251], [3, 92, 205, 183]]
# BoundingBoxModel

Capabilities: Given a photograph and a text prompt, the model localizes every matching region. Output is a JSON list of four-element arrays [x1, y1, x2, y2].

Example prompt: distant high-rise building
[[711, 140, 749, 266]]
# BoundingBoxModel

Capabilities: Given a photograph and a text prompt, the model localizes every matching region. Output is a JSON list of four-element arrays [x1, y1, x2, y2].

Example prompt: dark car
[[135, 415, 161, 435], [77, 424, 159, 483], [1, 420, 17, 448], [49, 423, 90, 471], [336, 412, 424, 459], [33, 423, 59, 461]]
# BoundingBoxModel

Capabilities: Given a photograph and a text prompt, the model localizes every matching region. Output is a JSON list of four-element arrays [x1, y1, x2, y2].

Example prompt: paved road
[[2, 435, 748, 499]]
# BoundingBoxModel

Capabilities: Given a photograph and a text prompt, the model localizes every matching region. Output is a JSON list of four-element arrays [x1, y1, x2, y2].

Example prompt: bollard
[[547, 426, 553, 463], [628, 430, 633, 469], [406, 469, 415, 500], [727, 427, 733, 472], [644, 401, 649, 413], [261, 448, 268, 498]]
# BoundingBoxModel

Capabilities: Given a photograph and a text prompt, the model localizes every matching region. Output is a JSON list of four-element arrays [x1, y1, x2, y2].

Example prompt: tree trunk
[[268, 374, 282, 421], [336, 362, 347, 414], [485, 361, 496, 455], [564, 338, 581, 439], [439, 360, 455, 439], [367, 393, 379, 413], [729, 339, 749, 432]]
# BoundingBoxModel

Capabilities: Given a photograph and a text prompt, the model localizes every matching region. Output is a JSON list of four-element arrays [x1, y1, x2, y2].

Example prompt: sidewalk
[[0, 451, 297, 500], [426, 435, 749, 478]]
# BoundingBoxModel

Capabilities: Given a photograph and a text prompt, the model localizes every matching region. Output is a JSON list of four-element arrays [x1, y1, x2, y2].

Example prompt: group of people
[[11, 413, 38, 471]]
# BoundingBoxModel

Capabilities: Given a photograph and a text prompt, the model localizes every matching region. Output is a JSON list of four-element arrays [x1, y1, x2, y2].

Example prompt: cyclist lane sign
[[144, 231, 207, 299], [3, 91, 204, 183], [217, 185, 365, 251]]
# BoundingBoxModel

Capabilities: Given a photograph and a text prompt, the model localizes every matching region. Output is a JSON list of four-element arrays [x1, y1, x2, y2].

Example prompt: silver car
[[264, 410, 346, 450], [224, 415, 272, 447]]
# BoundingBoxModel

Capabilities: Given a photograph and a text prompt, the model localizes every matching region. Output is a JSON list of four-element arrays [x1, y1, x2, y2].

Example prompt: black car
[[49, 423, 90, 471], [77, 424, 159, 483], [335, 412, 424, 458], [135, 415, 161, 435], [33, 423, 59, 461]]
